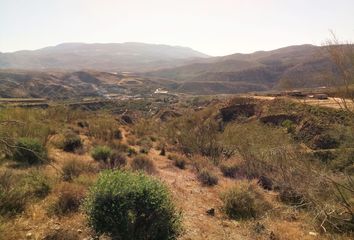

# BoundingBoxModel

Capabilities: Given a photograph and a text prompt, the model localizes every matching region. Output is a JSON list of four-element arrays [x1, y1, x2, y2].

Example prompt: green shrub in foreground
[[13, 137, 47, 165], [84, 170, 181, 240], [91, 146, 112, 162]]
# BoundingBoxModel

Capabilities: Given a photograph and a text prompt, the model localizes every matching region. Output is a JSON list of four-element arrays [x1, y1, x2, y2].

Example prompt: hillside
[[0, 44, 347, 96], [146, 44, 336, 93], [0, 42, 209, 71]]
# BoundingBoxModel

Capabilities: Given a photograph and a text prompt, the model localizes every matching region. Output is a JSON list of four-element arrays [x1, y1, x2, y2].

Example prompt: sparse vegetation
[[1, 93, 354, 239]]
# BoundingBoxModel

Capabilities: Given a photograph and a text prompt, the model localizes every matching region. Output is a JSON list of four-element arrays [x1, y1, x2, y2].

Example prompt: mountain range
[[0, 42, 339, 97], [0, 42, 208, 71]]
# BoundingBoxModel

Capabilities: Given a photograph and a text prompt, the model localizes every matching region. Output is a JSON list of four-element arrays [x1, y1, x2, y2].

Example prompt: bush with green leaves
[[13, 137, 47, 165], [84, 170, 181, 240], [91, 146, 112, 162], [221, 181, 271, 220]]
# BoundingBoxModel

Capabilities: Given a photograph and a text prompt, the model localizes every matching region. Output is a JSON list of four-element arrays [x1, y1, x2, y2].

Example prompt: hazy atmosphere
[[1, 0, 354, 55], [1, 1, 354, 240]]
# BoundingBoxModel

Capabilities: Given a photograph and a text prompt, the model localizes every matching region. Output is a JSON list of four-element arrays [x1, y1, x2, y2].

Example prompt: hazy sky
[[1, 0, 354, 56]]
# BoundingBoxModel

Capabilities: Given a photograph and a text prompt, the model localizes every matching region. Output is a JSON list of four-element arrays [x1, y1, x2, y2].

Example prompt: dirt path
[[148, 149, 247, 240]]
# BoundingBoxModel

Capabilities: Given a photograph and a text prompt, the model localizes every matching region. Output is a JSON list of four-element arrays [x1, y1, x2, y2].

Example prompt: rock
[[77, 229, 83, 234], [206, 208, 215, 216]]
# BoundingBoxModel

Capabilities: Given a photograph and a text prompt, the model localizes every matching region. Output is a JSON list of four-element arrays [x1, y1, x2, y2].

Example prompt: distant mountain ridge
[[146, 44, 337, 93], [0, 43, 347, 96], [0, 42, 209, 71]]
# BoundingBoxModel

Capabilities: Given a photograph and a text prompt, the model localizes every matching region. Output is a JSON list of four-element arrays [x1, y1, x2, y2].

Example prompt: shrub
[[84, 170, 181, 240], [91, 146, 112, 162], [0, 170, 51, 216], [127, 147, 137, 157], [113, 129, 123, 140], [310, 133, 340, 150], [281, 119, 295, 133], [160, 147, 166, 156], [50, 183, 86, 215], [0, 170, 27, 215], [62, 131, 82, 152], [278, 185, 307, 207], [139, 146, 150, 154], [131, 155, 156, 174], [171, 155, 187, 169], [197, 168, 218, 186], [22, 170, 52, 198], [13, 137, 47, 165], [62, 159, 96, 181], [220, 162, 239, 178], [221, 181, 271, 220], [107, 151, 127, 169]]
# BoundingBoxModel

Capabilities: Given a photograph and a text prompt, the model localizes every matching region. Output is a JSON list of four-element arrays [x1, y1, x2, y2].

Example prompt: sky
[[0, 0, 354, 56]]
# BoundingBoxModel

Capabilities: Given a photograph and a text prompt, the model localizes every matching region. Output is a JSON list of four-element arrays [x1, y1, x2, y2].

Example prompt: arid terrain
[[0, 93, 353, 240]]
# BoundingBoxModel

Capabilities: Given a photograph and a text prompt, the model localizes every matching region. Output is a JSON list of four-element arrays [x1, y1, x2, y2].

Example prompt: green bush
[[221, 181, 271, 220], [13, 137, 47, 165], [84, 170, 181, 240], [131, 155, 156, 174], [91, 146, 112, 162], [197, 168, 218, 186], [62, 131, 82, 152]]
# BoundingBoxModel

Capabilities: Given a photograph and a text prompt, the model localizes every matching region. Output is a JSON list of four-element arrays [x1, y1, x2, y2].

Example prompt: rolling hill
[[0, 43, 346, 97], [0, 42, 209, 71], [146, 44, 336, 93]]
